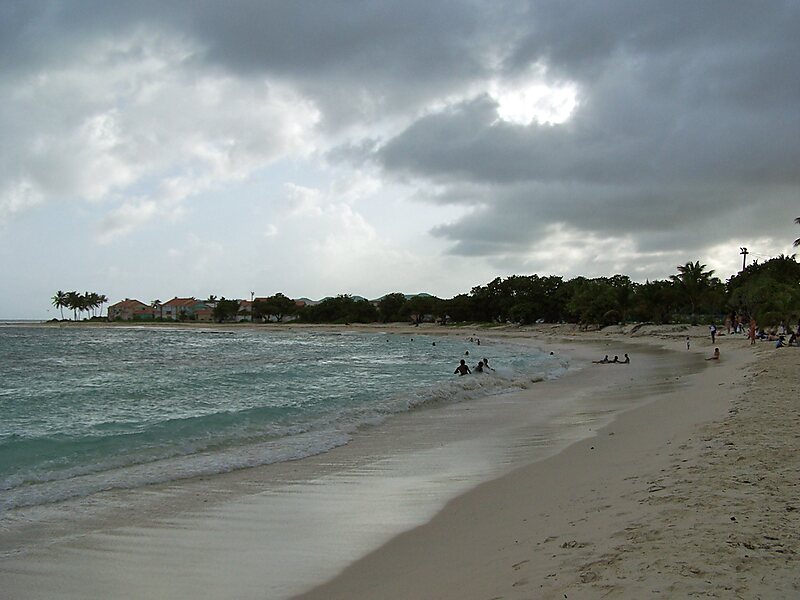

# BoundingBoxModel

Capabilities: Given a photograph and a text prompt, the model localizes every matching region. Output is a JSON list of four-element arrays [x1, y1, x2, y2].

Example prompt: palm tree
[[793, 216, 800, 247], [98, 294, 109, 318], [152, 299, 163, 320], [670, 261, 714, 324], [65, 291, 80, 320], [51, 290, 67, 320]]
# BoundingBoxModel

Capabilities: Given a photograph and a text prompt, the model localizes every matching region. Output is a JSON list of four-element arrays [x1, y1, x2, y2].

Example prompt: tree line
[[51, 291, 109, 320], [298, 256, 800, 327], [52, 255, 800, 327]]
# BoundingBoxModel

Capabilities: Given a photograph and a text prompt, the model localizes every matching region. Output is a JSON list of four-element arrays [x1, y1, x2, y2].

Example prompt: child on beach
[[706, 348, 720, 361]]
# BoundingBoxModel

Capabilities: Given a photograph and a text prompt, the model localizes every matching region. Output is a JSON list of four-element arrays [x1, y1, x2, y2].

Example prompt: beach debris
[[512, 559, 530, 570], [579, 570, 599, 583]]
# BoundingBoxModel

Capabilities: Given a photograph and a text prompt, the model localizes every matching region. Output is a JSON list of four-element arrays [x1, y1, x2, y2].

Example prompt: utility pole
[[740, 247, 748, 271]]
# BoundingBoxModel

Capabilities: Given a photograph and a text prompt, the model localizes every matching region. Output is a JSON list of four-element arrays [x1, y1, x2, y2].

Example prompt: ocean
[[0, 325, 565, 512]]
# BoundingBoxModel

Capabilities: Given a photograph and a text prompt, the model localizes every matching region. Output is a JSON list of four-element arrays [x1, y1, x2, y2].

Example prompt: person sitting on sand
[[706, 348, 720, 361], [612, 355, 620, 363], [454, 359, 471, 376], [593, 355, 610, 364], [621, 353, 630, 364]]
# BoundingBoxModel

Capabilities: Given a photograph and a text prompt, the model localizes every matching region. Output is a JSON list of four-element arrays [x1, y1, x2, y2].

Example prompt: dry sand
[[295, 326, 800, 599]]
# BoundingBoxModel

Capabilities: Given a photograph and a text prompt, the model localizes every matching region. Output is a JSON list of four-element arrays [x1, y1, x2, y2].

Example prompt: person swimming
[[454, 359, 471, 376]]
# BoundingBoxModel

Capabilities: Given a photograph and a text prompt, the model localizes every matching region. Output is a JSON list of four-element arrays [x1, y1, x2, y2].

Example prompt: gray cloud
[[369, 1, 800, 272], [2, 0, 798, 287]]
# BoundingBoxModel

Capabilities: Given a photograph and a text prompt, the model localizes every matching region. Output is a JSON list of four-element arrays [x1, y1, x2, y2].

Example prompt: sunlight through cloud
[[489, 70, 579, 126]]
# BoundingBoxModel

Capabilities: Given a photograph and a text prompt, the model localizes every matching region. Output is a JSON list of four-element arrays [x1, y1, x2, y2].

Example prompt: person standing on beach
[[710, 323, 717, 344], [686, 336, 691, 350], [749, 319, 757, 345], [454, 359, 471, 376]]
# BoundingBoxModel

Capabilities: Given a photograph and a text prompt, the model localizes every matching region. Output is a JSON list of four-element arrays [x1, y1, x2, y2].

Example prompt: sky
[[1, 1, 799, 319]]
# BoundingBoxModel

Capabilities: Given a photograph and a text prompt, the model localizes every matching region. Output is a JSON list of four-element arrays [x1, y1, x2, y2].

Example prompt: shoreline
[[1, 325, 784, 598], [295, 331, 794, 599]]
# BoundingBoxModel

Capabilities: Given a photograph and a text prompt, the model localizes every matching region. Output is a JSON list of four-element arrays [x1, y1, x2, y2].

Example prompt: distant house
[[108, 299, 154, 321], [162, 297, 213, 321], [238, 300, 254, 322]]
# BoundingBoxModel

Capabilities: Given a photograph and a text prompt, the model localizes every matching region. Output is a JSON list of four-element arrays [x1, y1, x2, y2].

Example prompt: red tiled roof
[[163, 297, 196, 307], [109, 298, 149, 309]]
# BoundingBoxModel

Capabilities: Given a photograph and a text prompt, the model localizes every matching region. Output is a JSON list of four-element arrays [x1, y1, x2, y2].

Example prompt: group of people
[[592, 354, 630, 364], [454, 357, 494, 376]]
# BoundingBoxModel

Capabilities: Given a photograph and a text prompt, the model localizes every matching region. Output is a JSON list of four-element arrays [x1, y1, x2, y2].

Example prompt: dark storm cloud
[[374, 1, 800, 264], [3, 0, 799, 278], [1, 0, 508, 130]]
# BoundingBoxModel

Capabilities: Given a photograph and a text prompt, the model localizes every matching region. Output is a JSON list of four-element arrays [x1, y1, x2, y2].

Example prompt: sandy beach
[[296, 326, 799, 599], [2, 323, 797, 599]]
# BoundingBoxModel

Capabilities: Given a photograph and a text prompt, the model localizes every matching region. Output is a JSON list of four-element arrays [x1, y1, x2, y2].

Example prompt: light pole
[[251, 291, 255, 322], [740, 247, 748, 271]]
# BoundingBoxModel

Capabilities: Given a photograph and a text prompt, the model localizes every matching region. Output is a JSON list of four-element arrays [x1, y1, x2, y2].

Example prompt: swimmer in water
[[454, 359, 471, 376]]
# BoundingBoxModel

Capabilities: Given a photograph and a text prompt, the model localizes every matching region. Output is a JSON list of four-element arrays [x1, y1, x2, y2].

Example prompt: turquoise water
[[0, 326, 564, 511]]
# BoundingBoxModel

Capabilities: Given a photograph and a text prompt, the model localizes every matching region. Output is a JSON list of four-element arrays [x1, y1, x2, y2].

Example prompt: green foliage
[[377, 293, 407, 322], [670, 261, 716, 324], [52, 290, 108, 320], [253, 293, 297, 322], [213, 298, 241, 322], [299, 295, 379, 324], [727, 255, 800, 324], [57, 255, 800, 327]]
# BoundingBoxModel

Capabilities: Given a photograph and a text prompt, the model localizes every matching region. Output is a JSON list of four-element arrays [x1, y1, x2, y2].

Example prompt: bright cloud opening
[[489, 70, 579, 126]]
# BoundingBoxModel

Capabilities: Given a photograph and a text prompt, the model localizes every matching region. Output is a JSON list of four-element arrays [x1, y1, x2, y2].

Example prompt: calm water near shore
[[0, 325, 564, 512]]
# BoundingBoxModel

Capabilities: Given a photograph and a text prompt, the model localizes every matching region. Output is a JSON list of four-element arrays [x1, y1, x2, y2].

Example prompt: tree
[[634, 280, 676, 324], [727, 255, 800, 323], [52, 290, 67, 320], [98, 294, 109, 318], [377, 293, 407, 322], [405, 294, 438, 323], [65, 291, 80, 320], [299, 295, 378, 323], [670, 261, 715, 324], [213, 298, 241, 322], [794, 216, 800, 247], [253, 293, 297, 322]]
